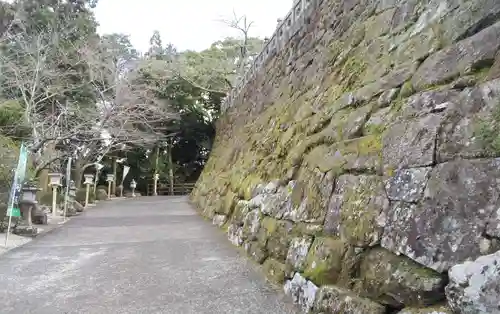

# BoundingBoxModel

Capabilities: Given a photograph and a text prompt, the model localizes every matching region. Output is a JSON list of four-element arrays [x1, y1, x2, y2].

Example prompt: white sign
[[122, 166, 130, 185]]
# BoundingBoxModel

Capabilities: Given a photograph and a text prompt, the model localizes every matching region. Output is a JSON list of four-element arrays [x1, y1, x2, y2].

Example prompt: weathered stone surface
[[191, 0, 500, 312], [258, 217, 292, 262], [302, 237, 351, 286], [285, 236, 313, 272], [283, 272, 318, 313], [385, 167, 432, 203], [381, 159, 500, 272], [363, 107, 396, 134], [401, 89, 461, 118], [212, 214, 226, 227], [244, 241, 267, 264], [310, 135, 383, 175], [324, 174, 387, 246], [439, 0, 500, 45], [437, 79, 500, 162], [263, 258, 287, 284], [279, 170, 333, 224], [314, 285, 386, 314], [378, 88, 400, 108], [486, 208, 500, 238], [227, 224, 243, 247], [397, 305, 453, 314], [220, 190, 238, 215], [413, 21, 500, 91], [231, 200, 251, 226], [445, 250, 500, 314], [383, 114, 442, 170], [241, 209, 262, 241], [357, 248, 446, 307], [354, 63, 417, 103]]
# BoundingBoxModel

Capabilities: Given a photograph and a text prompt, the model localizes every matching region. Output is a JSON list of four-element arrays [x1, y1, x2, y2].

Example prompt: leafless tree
[[218, 11, 255, 80], [0, 21, 176, 187], [0, 20, 92, 183]]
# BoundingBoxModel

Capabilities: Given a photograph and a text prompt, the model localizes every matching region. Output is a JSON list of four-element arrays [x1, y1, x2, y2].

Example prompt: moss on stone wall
[[191, 0, 500, 312]]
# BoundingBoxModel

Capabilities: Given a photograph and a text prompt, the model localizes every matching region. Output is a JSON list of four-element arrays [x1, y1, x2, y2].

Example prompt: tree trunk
[[37, 142, 57, 193], [38, 169, 49, 193], [73, 159, 85, 189]]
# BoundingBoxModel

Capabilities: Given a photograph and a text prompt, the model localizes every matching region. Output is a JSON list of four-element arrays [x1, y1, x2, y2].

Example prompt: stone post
[[153, 173, 159, 196], [48, 173, 62, 218], [83, 174, 94, 207], [106, 174, 115, 200], [130, 179, 137, 197]]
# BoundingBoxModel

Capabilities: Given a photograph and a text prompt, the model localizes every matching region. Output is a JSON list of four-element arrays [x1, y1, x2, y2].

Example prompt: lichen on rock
[[324, 174, 387, 246], [190, 0, 500, 313], [314, 285, 386, 314], [445, 250, 500, 314], [356, 247, 446, 308]]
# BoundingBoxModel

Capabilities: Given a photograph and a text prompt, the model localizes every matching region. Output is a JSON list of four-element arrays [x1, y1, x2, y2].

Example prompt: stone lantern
[[48, 173, 62, 218], [19, 181, 41, 228], [130, 179, 137, 197], [83, 174, 94, 207], [106, 174, 115, 199]]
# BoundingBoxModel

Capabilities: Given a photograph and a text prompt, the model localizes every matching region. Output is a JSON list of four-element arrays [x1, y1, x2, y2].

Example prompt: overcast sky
[[93, 0, 291, 53]]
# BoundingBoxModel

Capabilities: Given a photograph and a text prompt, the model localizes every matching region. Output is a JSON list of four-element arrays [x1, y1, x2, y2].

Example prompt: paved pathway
[[0, 196, 297, 314]]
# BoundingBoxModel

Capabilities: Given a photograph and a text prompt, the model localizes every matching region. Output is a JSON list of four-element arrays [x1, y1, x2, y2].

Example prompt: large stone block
[[382, 113, 443, 170], [385, 167, 432, 203], [380, 159, 500, 272], [438, 78, 500, 161], [285, 236, 314, 274], [446, 250, 500, 314], [313, 285, 386, 314], [302, 237, 355, 286], [357, 248, 446, 307], [412, 21, 500, 91], [324, 174, 387, 246], [397, 305, 453, 314], [284, 272, 318, 313]]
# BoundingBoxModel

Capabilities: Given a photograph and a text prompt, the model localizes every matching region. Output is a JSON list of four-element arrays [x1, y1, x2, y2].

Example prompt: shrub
[[96, 185, 108, 191], [75, 188, 95, 204], [96, 188, 108, 200], [38, 191, 61, 206], [0, 100, 31, 138]]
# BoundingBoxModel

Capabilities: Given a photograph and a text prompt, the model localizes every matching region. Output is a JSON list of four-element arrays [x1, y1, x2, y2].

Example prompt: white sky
[[93, 0, 292, 53]]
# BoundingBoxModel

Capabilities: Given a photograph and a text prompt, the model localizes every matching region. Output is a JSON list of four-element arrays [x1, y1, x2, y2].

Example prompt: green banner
[[6, 142, 28, 217]]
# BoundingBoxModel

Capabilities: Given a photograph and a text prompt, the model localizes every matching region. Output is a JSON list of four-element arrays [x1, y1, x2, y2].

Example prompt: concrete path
[[0, 196, 297, 314]]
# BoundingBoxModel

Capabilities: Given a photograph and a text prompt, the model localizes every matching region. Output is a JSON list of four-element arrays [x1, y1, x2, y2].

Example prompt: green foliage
[[38, 191, 61, 206], [75, 188, 95, 204], [96, 188, 107, 200], [178, 37, 264, 93], [96, 185, 108, 191], [474, 103, 500, 155], [0, 100, 31, 138]]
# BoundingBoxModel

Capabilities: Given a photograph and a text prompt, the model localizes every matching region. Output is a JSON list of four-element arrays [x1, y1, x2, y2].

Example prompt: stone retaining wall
[[192, 0, 500, 312]]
